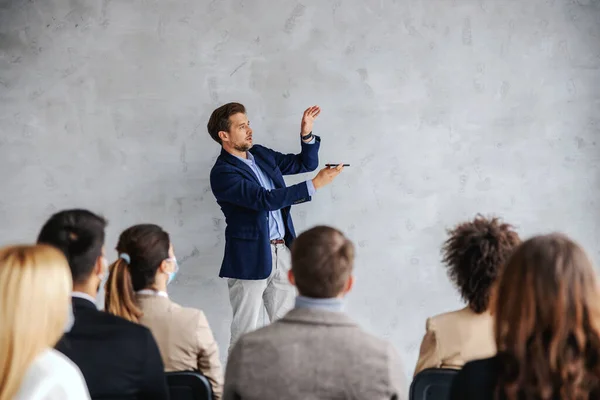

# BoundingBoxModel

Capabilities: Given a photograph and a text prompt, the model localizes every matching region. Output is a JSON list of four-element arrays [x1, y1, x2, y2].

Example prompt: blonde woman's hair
[[0, 244, 72, 400]]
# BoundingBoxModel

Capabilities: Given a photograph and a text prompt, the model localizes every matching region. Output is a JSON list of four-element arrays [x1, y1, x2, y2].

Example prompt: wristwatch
[[302, 132, 314, 141]]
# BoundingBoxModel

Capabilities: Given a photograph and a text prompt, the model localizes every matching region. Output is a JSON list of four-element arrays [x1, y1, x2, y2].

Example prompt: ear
[[93, 256, 103, 276], [218, 130, 229, 143], [343, 275, 354, 294], [158, 259, 170, 274], [287, 270, 296, 286]]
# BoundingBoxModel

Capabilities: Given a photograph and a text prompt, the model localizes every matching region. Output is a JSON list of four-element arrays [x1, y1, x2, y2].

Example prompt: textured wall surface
[[1, 0, 600, 377]]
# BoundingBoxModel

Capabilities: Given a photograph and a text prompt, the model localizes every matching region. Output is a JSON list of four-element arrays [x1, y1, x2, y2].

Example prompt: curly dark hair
[[442, 214, 520, 313]]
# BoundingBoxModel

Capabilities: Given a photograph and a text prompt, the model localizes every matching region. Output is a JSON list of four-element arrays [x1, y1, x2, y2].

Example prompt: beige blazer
[[224, 307, 407, 400], [413, 306, 496, 376], [136, 294, 223, 399]]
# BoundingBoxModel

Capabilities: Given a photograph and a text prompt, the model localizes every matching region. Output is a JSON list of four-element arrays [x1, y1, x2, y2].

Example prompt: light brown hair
[[291, 226, 354, 298], [494, 233, 600, 400]]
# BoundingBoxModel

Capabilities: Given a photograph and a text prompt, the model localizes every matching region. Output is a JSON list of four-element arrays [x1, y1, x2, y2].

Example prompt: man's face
[[222, 112, 253, 152]]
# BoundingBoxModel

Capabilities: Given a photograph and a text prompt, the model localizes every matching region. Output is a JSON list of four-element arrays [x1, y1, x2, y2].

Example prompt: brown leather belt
[[270, 239, 285, 245]]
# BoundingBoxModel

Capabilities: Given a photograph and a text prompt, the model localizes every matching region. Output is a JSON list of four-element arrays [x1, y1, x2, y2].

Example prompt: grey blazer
[[223, 308, 407, 400]]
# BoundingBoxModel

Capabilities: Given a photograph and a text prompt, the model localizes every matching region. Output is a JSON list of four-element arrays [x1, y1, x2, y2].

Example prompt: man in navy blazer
[[208, 102, 343, 350]]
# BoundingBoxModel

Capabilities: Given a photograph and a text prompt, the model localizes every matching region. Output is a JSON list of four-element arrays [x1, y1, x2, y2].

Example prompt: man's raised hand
[[301, 105, 321, 138]]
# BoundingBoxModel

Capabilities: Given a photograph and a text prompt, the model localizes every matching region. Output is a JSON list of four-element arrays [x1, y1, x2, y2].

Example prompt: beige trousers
[[227, 243, 296, 352]]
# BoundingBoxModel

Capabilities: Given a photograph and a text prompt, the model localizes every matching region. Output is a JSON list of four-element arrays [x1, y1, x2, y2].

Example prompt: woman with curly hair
[[414, 215, 520, 375], [450, 233, 600, 399]]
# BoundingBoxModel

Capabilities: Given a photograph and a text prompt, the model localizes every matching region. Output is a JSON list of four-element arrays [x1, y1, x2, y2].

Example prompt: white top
[[14, 349, 90, 400]]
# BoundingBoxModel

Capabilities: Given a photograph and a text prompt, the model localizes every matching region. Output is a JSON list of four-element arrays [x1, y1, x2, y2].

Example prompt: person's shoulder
[[94, 309, 155, 338], [428, 307, 475, 329], [18, 349, 89, 400], [167, 299, 208, 326], [250, 144, 274, 157], [210, 155, 228, 173], [232, 317, 289, 349], [354, 327, 400, 356], [29, 349, 85, 382]]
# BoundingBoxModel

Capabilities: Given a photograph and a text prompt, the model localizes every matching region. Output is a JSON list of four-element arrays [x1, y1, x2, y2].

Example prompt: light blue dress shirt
[[295, 295, 345, 312], [235, 139, 316, 240]]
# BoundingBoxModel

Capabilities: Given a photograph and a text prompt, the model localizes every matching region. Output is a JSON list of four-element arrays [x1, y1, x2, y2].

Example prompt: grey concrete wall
[[2, 0, 600, 379]]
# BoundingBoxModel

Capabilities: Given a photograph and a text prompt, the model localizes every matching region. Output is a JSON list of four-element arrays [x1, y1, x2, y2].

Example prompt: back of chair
[[165, 371, 213, 400], [409, 368, 458, 400]]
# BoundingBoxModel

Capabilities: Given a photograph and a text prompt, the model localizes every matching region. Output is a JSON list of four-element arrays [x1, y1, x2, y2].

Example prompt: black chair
[[165, 371, 213, 400], [409, 368, 458, 400]]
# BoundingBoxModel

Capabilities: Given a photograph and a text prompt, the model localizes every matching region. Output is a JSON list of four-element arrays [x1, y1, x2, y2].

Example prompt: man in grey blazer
[[223, 225, 407, 400]]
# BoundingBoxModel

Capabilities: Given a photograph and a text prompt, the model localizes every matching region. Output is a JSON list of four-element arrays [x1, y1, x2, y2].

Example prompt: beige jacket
[[136, 294, 223, 399], [413, 306, 496, 376], [224, 307, 407, 400]]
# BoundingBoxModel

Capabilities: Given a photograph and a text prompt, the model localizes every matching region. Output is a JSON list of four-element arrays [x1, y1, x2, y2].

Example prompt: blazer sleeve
[[268, 136, 321, 175], [195, 311, 224, 400], [413, 318, 441, 376], [222, 340, 243, 400], [387, 342, 408, 400], [210, 167, 310, 211], [140, 329, 170, 400]]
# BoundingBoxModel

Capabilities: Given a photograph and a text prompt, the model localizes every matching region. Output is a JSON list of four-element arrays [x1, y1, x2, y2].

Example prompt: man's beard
[[234, 141, 252, 152]]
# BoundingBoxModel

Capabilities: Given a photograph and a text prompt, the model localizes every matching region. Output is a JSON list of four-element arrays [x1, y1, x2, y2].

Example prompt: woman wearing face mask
[[104, 224, 223, 399]]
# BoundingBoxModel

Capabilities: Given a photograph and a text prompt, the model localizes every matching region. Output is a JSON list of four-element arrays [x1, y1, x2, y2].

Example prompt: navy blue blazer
[[210, 137, 321, 280]]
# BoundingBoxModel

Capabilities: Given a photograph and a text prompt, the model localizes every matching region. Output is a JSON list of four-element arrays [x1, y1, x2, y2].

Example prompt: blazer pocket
[[226, 227, 259, 240]]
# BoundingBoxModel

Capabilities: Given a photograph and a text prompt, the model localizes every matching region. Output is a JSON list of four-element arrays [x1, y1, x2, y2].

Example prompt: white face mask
[[166, 257, 179, 285], [96, 257, 109, 294], [98, 257, 108, 281], [64, 302, 75, 333]]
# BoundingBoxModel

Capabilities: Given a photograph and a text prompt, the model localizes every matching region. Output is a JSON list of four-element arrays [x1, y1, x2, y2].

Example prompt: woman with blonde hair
[[105, 224, 223, 399], [0, 244, 90, 400], [450, 233, 600, 399]]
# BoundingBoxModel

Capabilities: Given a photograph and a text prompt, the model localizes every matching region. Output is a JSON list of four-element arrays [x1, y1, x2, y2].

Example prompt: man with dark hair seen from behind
[[223, 226, 407, 400], [37, 209, 169, 400], [208, 103, 344, 350]]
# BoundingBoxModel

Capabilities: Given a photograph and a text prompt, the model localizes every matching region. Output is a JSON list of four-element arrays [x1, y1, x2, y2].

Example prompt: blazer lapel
[[219, 148, 260, 185], [251, 151, 285, 188]]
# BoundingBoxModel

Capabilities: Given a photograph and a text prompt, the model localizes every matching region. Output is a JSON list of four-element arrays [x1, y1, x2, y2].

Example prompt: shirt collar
[[72, 291, 97, 305], [137, 289, 169, 298], [233, 152, 255, 165], [294, 295, 345, 313]]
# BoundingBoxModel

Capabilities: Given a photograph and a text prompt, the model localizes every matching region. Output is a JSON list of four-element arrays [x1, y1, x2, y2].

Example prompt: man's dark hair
[[37, 209, 107, 284], [291, 226, 354, 298], [442, 214, 520, 313], [206, 102, 246, 145]]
